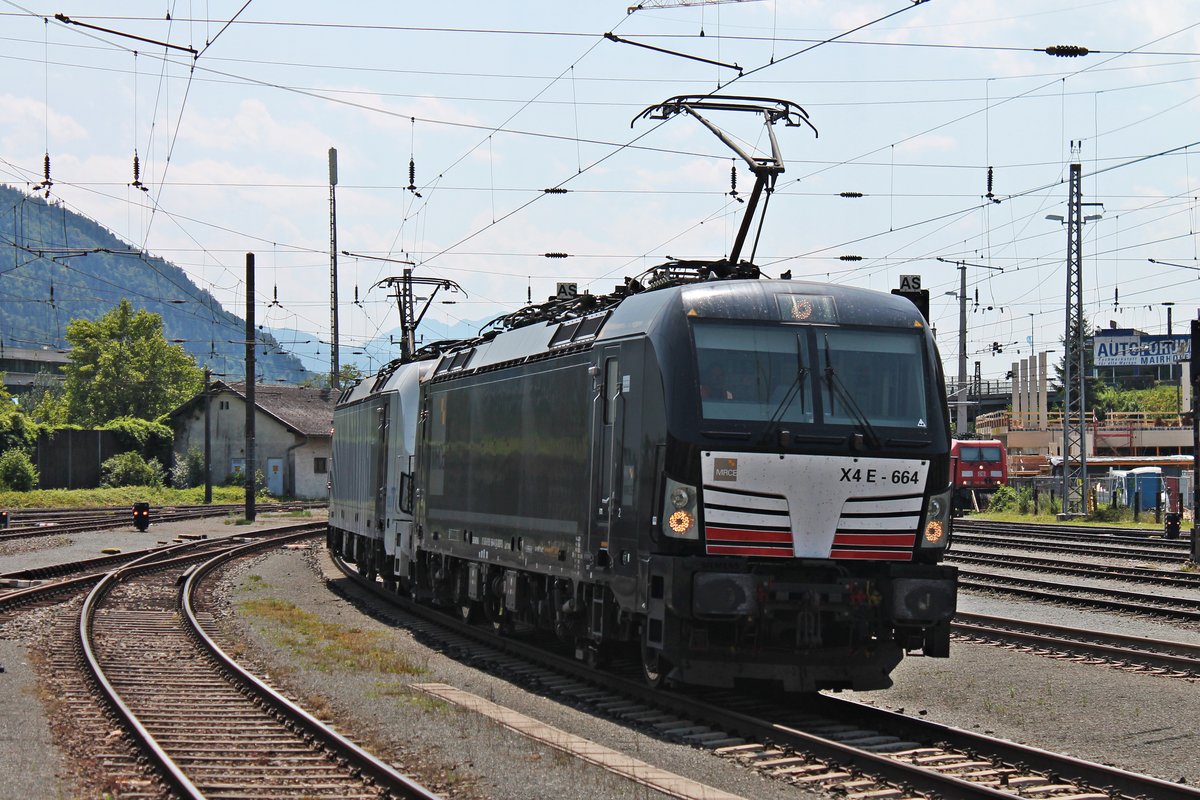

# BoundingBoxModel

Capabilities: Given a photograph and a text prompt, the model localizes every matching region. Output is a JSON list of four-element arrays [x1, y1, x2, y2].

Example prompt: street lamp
[[1163, 301, 1176, 384]]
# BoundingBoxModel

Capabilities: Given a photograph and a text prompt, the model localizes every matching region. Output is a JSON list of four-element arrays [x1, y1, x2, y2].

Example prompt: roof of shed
[[169, 381, 336, 438], [223, 382, 336, 437]]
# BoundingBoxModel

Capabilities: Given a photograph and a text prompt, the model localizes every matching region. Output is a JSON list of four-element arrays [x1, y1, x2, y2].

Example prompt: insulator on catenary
[[839, 255, 863, 261], [729, 165, 737, 196], [839, 191, 864, 198], [543, 187, 568, 194], [1045, 44, 1089, 57], [543, 252, 570, 259]]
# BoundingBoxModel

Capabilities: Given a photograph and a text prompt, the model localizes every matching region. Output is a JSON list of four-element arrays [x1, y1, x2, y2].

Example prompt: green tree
[[1050, 312, 1103, 413], [24, 368, 69, 425], [62, 299, 204, 425], [298, 363, 364, 389], [0, 376, 39, 455]]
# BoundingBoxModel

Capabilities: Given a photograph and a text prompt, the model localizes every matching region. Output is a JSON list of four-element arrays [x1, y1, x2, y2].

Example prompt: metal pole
[[245, 252, 256, 522], [203, 368, 212, 504], [1191, 318, 1199, 561], [1061, 162, 1087, 517], [329, 147, 340, 389], [957, 263, 967, 435]]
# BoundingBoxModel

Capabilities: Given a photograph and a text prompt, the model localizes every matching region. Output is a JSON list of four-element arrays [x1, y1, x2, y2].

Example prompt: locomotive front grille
[[702, 486, 793, 557], [702, 485, 924, 560]]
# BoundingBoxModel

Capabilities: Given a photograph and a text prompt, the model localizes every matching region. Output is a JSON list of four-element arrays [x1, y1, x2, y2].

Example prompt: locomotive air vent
[[549, 311, 610, 349], [446, 348, 475, 372], [549, 319, 582, 347], [575, 313, 607, 339]]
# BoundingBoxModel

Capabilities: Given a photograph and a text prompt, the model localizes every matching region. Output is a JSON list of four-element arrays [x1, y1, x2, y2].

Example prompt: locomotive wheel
[[483, 595, 512, 634], [358, 559, 377, 582], [640, 640, 671, 689]]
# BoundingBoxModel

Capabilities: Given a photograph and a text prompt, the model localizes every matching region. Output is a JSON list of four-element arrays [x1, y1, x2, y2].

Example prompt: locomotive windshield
[[694, 321, 931, 430], [959, 445, 1002, 461]]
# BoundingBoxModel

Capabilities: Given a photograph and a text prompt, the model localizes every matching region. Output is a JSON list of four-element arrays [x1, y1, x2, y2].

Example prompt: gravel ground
[[215, 544, 815, 800], [0, 638, 65, 800], [3, 516, 1200, 799], [848, 589, 1200, 786]]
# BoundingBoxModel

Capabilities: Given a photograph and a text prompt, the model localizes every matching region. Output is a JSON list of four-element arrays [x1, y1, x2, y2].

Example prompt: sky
[[2, 1, 1200, 382]]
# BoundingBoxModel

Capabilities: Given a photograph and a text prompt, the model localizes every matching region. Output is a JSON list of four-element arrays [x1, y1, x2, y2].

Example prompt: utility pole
[[342, 252, 464, 363], [958, 263, 967, 435], [245, 252, 256, 522], [1192, 318, 1200, 562], [936, 257, 1003, 436], [1061, 162, 1087, 517], [329, 147, 340, 389], [203, 367, 212, 505]]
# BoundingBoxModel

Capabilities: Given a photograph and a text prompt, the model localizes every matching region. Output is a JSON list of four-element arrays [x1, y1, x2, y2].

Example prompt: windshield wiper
[[761, 339, 808, 447], [823, 333, 881, 450]]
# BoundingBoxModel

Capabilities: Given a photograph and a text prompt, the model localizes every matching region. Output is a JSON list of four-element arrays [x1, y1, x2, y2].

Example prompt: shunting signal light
[[133, 502, 151, 532], [0, 510, 8, 529]]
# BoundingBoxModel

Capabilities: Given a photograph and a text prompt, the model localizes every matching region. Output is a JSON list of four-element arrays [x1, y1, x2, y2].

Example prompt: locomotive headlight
[[662, 477, 699, 540], [668, 509, 694, 533], [920, 488, 953, 549], [670, 486, 691, 508]]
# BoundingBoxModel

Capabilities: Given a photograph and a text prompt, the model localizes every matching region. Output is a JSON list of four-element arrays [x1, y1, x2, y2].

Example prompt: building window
[[314, 457, 328, 474], [219, 400, 230, 410]]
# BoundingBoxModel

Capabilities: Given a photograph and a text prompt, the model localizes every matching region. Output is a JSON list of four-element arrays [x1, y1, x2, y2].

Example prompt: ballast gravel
[[2, 516, 1199, 799]]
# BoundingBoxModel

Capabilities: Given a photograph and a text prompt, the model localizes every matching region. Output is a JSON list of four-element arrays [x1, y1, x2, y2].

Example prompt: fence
[[1007, 473, 1193, 518], [34, 430, 124, 490]]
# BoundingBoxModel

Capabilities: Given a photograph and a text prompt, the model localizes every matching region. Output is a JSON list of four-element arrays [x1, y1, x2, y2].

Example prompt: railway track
[[953, 519, 1194, 561], [327, 551, 1199, 800], [952, 611, 1200, 678], [947, 547, 1200, 590], [0, 502, 324, 543], [7, 522, 440, 800]]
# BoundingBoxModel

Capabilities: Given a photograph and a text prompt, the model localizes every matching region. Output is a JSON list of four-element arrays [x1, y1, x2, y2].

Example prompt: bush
[[100, 416, 174, 462], [1090, 504, 1133, 523], [170, 446, 206, 489], [986, 485, 1018, 512], [0, 448, 39, 491], [100, 451, 165, 488]]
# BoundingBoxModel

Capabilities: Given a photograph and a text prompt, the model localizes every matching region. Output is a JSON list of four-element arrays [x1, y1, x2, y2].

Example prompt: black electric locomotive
[[329, 267, 956, 692], [328, 95, 956, 693]]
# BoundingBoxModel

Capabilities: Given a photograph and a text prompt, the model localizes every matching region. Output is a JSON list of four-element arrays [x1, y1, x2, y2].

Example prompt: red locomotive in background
[[950, 438, 1008, 514]]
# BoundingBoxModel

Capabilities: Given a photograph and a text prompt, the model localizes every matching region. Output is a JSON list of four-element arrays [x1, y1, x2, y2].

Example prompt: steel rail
[[182, 536, 444, 800], [953, 611, 1200, 672], [328, 552, 1194, 800], [76, 523, 325, 800], [959, 571, 1200, 620]]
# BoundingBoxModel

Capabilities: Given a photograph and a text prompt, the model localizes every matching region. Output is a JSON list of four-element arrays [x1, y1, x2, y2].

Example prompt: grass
[[970, 509, 1191, 530], [239, 597, 427, 677], [0, 485, 281, 509]]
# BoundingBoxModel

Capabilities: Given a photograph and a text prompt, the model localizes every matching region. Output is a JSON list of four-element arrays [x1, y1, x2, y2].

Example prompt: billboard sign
[[1094, 332, 1191, 366]]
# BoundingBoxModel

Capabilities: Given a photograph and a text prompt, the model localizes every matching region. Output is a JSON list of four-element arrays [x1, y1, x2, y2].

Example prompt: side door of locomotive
[[589, 342, 640, 579]]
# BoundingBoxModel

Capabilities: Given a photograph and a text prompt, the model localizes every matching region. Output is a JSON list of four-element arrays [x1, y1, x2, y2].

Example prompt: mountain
[[0, 185, 309, 383], [266, 317, 489, 376]]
